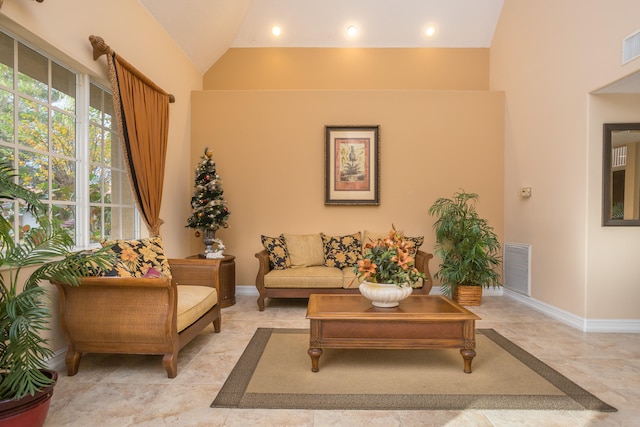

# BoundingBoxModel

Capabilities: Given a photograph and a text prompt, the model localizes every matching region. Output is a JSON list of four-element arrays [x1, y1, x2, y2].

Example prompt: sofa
[[255, 231, 433, 310], [52, 237, 221, 378]]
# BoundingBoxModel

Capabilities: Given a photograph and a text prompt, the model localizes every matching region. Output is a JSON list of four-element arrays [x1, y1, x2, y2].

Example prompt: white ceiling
[[139, 0, 504, 73]]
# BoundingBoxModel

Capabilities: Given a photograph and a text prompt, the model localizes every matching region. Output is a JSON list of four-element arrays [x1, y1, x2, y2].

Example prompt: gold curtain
[[107, 53, 170, 237]]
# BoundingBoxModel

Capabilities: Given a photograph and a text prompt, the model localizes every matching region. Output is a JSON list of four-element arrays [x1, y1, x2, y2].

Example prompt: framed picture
[[325, 125, 379, 205]]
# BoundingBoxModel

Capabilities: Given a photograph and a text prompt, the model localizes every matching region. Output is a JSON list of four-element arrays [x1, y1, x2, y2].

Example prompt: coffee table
[[306, 294, 481, 373]]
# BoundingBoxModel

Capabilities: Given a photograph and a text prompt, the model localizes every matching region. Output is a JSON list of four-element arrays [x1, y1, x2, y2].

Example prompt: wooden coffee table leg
[[308, 347, 322, 372], [460, 348, 476, 373]]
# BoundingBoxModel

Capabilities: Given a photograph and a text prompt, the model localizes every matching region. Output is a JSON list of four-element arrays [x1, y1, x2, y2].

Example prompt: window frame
[[0, 27, 140, 248]]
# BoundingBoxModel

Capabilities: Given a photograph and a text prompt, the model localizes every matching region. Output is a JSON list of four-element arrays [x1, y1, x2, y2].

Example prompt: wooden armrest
[[255, 250, 271, 271], [52, 276, 177, 346], [255, 250, 271, 287], [415, 250, 434, 293], [168, 258, 221, 293], [53, 276, 172, 289]]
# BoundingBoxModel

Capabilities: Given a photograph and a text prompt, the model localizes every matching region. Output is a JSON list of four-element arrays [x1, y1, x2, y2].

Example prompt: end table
[[186, 254, 236, 307]]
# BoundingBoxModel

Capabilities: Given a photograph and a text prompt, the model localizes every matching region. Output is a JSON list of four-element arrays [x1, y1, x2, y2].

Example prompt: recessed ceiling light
[[425, 26, 436, 37], [272, 26, 282, 37], [347, 26, 358, 37]]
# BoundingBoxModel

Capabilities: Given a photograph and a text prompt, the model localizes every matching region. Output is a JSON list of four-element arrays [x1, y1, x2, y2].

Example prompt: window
[[0, 29, 139, 246]]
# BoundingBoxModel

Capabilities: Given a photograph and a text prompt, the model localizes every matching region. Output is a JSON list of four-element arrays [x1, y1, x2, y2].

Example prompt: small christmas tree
[[186, 147, 230, 232]]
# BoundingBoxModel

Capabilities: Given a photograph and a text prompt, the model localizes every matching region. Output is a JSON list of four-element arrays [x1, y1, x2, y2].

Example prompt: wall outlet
[[520, 187, 532, 198]]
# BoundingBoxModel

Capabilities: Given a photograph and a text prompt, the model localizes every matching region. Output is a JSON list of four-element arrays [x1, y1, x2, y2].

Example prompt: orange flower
[[396, 250, 414, 271], [354, 226, 426, 285], [356, 259, 377, 279], [120, 247, 138, 263]]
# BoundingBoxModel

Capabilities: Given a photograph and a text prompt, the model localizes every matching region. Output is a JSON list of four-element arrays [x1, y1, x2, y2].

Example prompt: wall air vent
[[503, 243, 531, 296], [623, 30, 640, 64]]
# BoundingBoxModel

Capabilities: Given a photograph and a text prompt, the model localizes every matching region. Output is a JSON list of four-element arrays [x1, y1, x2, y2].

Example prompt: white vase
[[358, 281, 413, 308]]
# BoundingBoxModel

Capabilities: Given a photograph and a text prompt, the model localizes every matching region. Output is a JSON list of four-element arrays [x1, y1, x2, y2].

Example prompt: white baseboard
[[503, 289, 640, 333], [237, 285, 258, 296], [46, 348, 67, 372]]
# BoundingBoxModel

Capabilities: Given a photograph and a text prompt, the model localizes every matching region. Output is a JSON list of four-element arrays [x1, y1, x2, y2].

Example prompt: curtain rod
[[89, 35, 175, 103]]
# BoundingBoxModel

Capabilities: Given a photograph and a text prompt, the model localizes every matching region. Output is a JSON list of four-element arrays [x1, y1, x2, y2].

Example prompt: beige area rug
[[211, 328, 616, 411]]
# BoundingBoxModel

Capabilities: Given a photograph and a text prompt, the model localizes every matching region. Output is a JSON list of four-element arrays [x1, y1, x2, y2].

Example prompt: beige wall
[[195, 48, 504, 288], [588, 94, 640, 318], [204, 48, 490, 90], [491, 0, 640, 319], [1, 1, 202, 352]]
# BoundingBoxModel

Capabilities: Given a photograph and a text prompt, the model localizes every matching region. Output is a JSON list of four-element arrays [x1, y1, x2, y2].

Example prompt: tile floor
[[46, 293, 640, 426]]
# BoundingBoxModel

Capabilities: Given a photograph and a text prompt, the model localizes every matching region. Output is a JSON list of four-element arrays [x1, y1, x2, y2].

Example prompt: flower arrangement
[[354, 227, 426, 287]]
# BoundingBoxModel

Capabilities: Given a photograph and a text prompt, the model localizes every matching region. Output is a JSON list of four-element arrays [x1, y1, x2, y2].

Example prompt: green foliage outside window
[[0, 30, 137, 245]]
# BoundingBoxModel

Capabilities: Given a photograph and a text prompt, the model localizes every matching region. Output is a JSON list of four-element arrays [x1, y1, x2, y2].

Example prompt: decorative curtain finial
[[89, 35, 112, 61]]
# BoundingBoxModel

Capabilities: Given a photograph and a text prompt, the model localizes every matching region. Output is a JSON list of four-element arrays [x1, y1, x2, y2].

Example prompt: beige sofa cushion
[[283, 233, 325, 267], [362, 230, 388, 248], [264, 266, 343, 288], [342, 268, 361, 289], [176, 285, 218, 332]]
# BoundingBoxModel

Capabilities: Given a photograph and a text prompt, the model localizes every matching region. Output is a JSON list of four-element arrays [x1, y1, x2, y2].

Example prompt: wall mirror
[[603, 123, 640, 226]]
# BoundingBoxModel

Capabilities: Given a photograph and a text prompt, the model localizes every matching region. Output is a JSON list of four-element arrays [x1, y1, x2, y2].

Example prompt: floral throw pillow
[[100, 236, 172, 278], [261, 235, 291, 270], [75, 248, 129, 277], [405, 235, 425, 257], [322, 232, 362, 269]]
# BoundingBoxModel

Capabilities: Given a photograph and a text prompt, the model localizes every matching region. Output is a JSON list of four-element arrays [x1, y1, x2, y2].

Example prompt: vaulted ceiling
[[139, 0, 504, 73]]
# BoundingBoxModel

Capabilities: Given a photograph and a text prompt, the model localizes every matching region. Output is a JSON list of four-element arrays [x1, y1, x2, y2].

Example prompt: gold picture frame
[[325, 125, 379, 205]]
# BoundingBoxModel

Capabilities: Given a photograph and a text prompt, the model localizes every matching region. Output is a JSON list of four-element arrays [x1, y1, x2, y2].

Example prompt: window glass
[[52, 204, 75, 240], [89, 205, 101, 242], [51, 62, 75, 113], [51, 157, 75, 201], [52, 109, 75, 156], [121, 207, 135, 238], [17, 43, 48, 102], [1, 29, 139, 247], [18, 97, 48, 150], [88, 82, 137, 243], [18, 150, 49, 198], [0, 32, 14, 89], [0, 89, 14, 144]]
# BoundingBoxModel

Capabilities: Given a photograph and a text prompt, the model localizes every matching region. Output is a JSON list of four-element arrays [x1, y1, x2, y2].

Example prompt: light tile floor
[[46, 294, 640, 426]]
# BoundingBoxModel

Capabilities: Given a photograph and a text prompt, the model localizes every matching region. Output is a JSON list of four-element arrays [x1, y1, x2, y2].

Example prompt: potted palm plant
[[428, 191, 502, 305], [0, 161, 113, 426]]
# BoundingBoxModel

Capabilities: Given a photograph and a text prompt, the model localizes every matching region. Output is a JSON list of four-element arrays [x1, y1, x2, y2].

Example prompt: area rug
[[211, 328, 616, 411]]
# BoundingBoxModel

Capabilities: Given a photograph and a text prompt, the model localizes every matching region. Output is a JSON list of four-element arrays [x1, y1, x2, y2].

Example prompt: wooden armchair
[[52, 258, 221, 378]]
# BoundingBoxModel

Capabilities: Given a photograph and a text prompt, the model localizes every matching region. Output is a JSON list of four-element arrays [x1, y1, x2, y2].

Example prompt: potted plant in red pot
[[0, 162, 113, 426]]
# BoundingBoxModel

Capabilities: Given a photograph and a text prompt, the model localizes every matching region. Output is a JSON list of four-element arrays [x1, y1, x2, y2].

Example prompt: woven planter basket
[[453, 285, 482, 306]]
